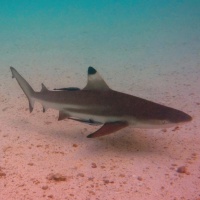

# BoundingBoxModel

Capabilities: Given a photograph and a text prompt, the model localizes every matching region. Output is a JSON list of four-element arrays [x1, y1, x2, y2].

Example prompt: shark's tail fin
[[10, 67, 35, 112]]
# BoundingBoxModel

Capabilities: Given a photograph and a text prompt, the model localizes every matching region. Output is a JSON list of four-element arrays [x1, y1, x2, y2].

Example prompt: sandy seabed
[[0, 64, 200, 200]]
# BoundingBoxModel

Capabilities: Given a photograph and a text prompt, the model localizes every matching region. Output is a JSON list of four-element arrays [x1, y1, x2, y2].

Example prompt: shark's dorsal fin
[[41, 83, 48, 92], [83, 67, 110, 91]]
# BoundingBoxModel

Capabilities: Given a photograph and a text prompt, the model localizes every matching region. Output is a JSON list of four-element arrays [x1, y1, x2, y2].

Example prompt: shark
[[10, 66, 192, 138]]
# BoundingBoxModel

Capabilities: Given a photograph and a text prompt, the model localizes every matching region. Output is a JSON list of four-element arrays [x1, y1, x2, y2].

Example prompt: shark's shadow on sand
[[46, 126, 173, 156], [12, 117, 170, 155]]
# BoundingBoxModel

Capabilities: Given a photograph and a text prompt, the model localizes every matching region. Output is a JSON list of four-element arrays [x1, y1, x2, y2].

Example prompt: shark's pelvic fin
[[83, 66, 110, 91], [10, 67, 35, 113], [87, 121, 128, 138], [58, 111, 69, 121]]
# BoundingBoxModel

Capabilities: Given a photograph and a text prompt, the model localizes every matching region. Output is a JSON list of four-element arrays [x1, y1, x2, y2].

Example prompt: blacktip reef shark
[[10, 66, 192, 138]]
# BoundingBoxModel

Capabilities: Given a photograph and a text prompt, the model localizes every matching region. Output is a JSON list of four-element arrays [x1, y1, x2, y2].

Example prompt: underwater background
[[0, 0, 199, 72]]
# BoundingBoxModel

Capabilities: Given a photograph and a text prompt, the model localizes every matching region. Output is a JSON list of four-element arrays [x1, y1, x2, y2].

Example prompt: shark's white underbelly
[[35, 98, 178, 128]]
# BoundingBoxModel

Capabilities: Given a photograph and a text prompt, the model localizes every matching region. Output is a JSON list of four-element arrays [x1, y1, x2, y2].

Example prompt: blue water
[[0, 0, 199, 70]]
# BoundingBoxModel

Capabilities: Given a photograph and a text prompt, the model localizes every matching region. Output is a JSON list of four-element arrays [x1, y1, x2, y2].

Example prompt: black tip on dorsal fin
[[83, 66, 110, 91], [88, 66, 97, 75]]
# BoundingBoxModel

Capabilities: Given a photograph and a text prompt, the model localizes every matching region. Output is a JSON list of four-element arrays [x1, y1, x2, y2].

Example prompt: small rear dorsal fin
[[83, 67, 110, 91], [41, 83, 48, 92]]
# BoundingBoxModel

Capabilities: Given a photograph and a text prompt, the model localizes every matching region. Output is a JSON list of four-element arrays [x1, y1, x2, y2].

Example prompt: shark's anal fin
[[87, 121, 128, 138], [58, 111, 69, 121]]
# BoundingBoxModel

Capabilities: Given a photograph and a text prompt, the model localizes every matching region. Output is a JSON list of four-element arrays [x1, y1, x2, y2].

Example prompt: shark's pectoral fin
[[87, 121, 128, 138], [58, 111, 70, 121]]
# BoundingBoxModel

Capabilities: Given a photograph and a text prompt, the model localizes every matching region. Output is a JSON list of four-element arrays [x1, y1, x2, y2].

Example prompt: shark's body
[[10, 66, 192, 138]]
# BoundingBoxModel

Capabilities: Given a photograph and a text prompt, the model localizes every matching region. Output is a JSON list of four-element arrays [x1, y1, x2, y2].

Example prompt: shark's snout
[[169, 110, 192, 124], [179, 112, 192, 123], [183, 113, 192, 122]]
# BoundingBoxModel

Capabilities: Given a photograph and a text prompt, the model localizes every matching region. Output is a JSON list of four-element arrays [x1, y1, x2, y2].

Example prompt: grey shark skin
[[10, 66, 192, 138]]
